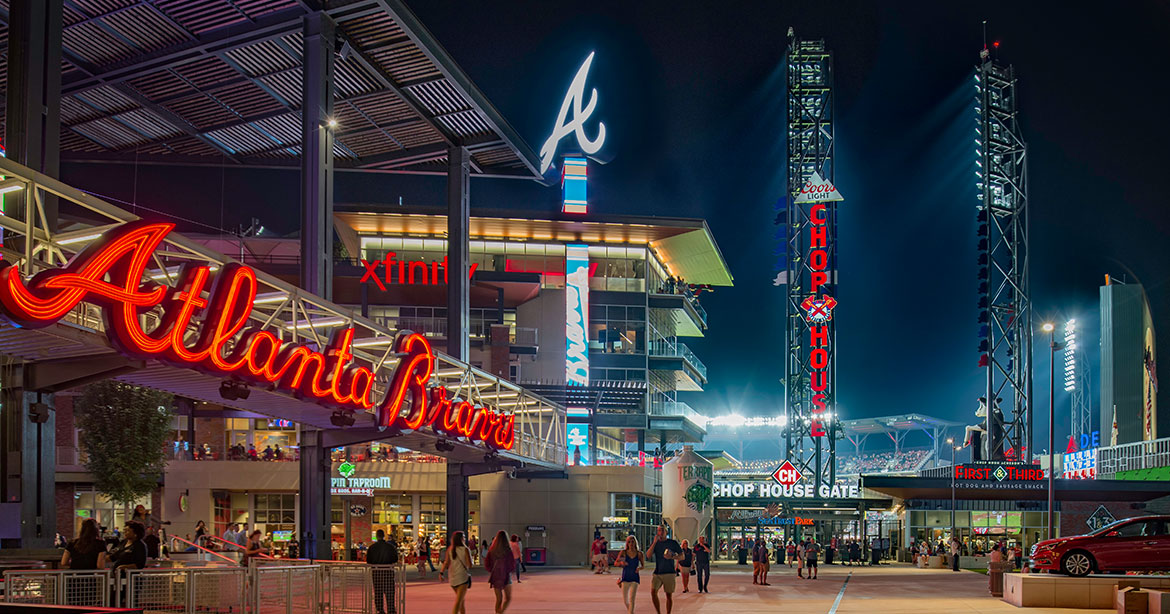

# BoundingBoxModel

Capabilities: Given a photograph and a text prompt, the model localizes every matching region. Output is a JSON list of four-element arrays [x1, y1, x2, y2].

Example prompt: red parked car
[[1030, 515, 1170, 576]]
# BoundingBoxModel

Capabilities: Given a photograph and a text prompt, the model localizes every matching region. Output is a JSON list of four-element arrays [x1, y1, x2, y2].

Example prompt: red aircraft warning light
[[771, 460, 804, 487]]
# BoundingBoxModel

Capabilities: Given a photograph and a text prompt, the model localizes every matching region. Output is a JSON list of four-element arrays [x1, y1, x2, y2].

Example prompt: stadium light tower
[[974, 37, 1033, 463], [780, 28, 842, 493]]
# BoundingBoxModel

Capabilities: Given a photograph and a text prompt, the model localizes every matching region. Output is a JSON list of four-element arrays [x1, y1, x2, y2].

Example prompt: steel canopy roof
[[0, 0, 542, 179], [841, 413, 965, 436]]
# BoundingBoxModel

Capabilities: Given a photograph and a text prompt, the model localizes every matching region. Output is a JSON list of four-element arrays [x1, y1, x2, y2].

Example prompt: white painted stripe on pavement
[[828, 571, 852, 614]]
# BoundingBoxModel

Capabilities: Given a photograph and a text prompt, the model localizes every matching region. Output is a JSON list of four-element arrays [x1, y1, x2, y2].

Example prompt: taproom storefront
[[711, 478, 895, 560]]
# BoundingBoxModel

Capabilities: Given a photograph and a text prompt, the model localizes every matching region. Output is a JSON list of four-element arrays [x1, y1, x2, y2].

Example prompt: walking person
[[796, 540, 805, 578], [759, 539, 770, 585], [485, 531, 516, 614], [367, 529, 400, 614], [786, 541, 796, 567], [751, 538, 762, 584], [805, 539, 819, 580], [676, 539, 693, 593], [592, 535, 607, 574], [850, 540, 861, 567], [509, 534, 525, 583], [647, 525, 679, 614], [950, 536, 962, 572], [615, 535, 645, 614], [692, 536, 711, 594], [440, 531, 472, 614], [416, 537, 430, 578]]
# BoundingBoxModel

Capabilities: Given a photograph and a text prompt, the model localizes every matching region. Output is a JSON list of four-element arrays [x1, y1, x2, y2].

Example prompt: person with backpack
[[367, 529, 400, 614]]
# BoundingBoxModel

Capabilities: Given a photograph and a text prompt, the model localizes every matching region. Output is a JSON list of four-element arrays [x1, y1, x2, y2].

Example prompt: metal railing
[[649, 339, 708, 380], [2, 569, 111, 607], [1096, 436, 1170, 478], [3, 561, 400, 614], [0, 155, 566, 470], [650, 401, 707, 428], [120, 567, 246, 614], [252, 565, 320, 614]]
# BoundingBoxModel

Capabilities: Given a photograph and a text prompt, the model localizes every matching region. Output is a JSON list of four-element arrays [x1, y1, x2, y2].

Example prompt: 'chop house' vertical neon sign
[[795, 172, 843, 437], [0, 221, 514, 449]]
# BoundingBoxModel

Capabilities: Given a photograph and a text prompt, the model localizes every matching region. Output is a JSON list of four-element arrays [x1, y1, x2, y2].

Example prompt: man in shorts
[[805, 539, 820, 579], [751, 538, 762, 584], [591, 535, 607, 573], [648, 525, 680, 614]]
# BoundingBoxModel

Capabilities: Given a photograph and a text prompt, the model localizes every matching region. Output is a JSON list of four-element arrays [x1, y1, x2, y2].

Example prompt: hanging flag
[[773, 271, 787, 286]]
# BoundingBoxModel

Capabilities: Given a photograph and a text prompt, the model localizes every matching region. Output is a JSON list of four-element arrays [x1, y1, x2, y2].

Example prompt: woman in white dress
[[441, 531, 473, 614]]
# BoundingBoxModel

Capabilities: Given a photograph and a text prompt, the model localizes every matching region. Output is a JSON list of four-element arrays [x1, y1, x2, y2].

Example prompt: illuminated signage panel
[[539, 52, 606, 174], [0, 221, 515, 450], [562, 157, 588, 214], [565, 244, 590, 385]]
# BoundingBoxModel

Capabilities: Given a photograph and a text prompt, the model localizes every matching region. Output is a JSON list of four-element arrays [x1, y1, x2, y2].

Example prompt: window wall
[[73, 487, 151, 538], [612, 493, 662, 551], [589, 305, 646, 354], [906, 505, 1058, 554]]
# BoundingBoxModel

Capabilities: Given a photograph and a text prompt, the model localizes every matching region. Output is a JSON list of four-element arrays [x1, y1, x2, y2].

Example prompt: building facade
[[1100, 279, 1159, 444]]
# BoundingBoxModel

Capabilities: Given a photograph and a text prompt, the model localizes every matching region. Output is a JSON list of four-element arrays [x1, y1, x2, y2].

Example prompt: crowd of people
[[169, 440, 298, 462]]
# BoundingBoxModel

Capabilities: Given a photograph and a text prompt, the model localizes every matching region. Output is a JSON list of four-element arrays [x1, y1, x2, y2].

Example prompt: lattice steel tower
[[781, 29, 841, 489], [975, 48, 1032, 462]]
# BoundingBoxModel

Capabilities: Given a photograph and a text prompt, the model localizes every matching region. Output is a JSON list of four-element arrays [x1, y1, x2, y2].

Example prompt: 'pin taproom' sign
[[0, 221, 514, 450]]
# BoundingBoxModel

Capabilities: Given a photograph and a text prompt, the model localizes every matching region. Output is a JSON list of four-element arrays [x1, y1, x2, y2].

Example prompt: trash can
[[524, 547, 546, 566], [989, 560, 1011, 597]]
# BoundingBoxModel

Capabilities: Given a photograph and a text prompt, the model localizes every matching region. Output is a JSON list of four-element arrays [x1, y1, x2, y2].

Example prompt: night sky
[[61, 1, 1170, 450]]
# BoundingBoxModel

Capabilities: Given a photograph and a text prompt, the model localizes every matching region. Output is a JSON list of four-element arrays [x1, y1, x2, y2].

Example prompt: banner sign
[[0, 221, 514, 449], [714, 481, 860, 500], [565, 244, 590, 385], [1063, 448, 1097, 480]]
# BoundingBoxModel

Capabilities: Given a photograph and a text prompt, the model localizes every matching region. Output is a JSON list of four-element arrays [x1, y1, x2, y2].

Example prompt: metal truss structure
[[0, 155, 566, 469], [781, 30, 840, 490], [975, 55, 1032, 462], [1071, 346, 1093, 442], [0, 0, 542, 179]]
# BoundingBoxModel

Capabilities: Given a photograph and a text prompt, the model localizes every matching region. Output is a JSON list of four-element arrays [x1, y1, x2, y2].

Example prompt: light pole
[[947, 437, 956, 537], [1042, 322, 1058, 541]]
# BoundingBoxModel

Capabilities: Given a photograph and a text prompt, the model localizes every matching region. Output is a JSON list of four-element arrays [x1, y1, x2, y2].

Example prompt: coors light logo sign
[[794, 172, 844, 204]]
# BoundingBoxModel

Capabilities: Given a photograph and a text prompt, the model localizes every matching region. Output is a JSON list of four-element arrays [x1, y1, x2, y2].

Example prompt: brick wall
[[194, 417, 226, 452], [1061, 500, 1144, 535], [56, 482, 75, 540]]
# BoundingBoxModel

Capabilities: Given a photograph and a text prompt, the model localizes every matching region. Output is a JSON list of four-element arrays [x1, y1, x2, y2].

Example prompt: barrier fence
[[3, 560, 406, 614], [2, 569, 111, 607]]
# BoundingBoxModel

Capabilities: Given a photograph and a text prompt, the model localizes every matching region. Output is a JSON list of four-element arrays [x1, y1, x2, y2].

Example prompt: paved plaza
[[400, 562, 1097, 613]]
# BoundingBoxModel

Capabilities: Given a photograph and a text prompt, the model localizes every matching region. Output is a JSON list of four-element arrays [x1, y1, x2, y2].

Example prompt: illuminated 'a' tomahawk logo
[[800, 295, 838, 324]]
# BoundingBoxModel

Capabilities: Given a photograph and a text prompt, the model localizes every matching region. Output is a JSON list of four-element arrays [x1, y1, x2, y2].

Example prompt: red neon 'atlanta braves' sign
[[0, 221, 514, 450]]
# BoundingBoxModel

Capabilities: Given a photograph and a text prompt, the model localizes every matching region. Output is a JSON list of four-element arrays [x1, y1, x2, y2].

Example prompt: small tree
[[75, 380, 174, 509]]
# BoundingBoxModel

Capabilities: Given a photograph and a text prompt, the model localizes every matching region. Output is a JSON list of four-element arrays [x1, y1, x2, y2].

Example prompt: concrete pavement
[[398, 561, 1102, 613]]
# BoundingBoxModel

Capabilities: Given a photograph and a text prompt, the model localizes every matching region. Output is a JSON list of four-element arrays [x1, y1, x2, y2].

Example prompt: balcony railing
[[649, 340, 708, 380], [1096, 436, 1170, 478], [650, 401, 707, 428]]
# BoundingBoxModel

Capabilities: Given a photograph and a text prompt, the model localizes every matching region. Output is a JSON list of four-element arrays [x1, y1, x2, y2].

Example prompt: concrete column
[[300, 12, 336, 300], [446, 463, 469, 537], [446, 146, 471, 360], [298, 430, 330, 559], [0, 365, 55, 549]]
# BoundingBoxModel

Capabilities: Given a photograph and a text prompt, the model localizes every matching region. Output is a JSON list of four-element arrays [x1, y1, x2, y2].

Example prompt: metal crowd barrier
[[251, 565, 320, 614], [118, 567, 246, 614], [3, 561, 403, 614], [2, 570, 111, 607]]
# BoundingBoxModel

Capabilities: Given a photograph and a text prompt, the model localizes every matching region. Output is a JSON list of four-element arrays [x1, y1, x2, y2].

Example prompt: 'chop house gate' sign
[[0, 221, 514, 450]]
